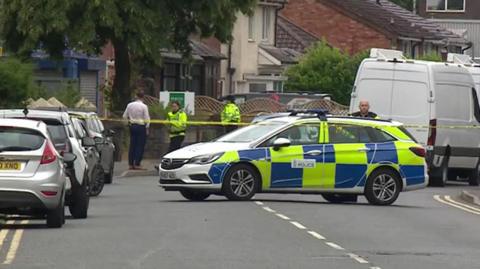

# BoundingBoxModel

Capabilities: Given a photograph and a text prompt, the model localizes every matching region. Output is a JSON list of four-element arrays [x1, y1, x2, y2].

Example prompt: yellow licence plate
[[0, 162, 21, 170]]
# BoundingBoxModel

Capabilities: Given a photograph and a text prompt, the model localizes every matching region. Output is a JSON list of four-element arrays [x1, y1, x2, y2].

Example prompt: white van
[[350, 49, 480, 186], [447, 53, 480, 96]]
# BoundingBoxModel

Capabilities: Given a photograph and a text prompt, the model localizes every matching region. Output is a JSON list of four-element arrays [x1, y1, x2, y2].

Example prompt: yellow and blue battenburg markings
[[208, 135, 425, 190]]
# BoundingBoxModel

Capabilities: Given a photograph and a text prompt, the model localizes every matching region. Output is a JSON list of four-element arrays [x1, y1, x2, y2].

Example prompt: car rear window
[[46, 123, 68, 145], [398, 126, 418, 142], [0, 127, 45, 152]]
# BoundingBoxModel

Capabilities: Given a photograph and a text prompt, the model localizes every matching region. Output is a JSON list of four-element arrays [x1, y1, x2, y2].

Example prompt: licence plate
[[160, 171, 176, 179], [0, 162, 21, 171]]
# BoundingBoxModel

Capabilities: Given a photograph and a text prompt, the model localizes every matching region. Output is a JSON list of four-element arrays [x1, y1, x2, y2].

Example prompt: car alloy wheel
[[365, 168, 401, 206], [223, 164, 259, 201]]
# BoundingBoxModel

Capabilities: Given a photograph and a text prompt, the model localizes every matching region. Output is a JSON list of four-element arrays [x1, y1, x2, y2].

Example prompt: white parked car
[[0, 119, 76, 228], [350, 48, 480, 187]]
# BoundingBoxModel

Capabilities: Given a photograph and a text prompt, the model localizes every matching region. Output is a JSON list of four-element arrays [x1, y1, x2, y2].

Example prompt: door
[[326, 123, 372, 189], [262, 122, 321, 188]]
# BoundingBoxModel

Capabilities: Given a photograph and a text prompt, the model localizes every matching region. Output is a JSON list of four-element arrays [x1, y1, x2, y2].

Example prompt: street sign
[[159, 91, 195, 115]]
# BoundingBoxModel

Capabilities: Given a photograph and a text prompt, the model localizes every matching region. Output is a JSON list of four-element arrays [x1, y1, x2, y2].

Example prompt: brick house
[[281, 0, 469, 57], [417, 0, 480, 59]]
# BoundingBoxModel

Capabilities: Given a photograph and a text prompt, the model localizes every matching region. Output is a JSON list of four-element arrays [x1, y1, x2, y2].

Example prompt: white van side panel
[[432, 65, 480, 168]]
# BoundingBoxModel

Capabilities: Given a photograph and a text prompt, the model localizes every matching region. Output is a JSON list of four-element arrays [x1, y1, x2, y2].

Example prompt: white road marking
[[325, 242, 345, 250], [444, 195, 480, 213], [0, 220, 15, 248], [3, 220, 28, 264], [434, 195, 480, 215], [370, 267, 382, 269], [307, 231, 326, 240], [290, 221, 307, 230], [255, 201, 264, 205], [275, 213, 290, 220], [262, 206, 276, 213], [347, 253, 369, 264]]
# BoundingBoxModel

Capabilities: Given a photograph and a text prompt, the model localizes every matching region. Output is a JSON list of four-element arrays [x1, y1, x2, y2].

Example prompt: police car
[[159, 110, 428, 205]]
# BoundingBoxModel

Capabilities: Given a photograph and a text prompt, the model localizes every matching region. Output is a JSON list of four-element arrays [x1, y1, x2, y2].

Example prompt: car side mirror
[[104, 129, 115, 137], [62, 152, 77, 164], [82, 137, 96, 147], [273, 138, 291, 151], [94, 137, 105, 144]]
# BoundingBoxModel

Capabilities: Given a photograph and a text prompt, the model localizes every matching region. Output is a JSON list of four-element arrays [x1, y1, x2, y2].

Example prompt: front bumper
[[158, 163, 222, 191]]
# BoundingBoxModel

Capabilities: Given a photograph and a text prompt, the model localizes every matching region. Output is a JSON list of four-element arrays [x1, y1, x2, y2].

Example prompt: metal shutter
[[79, 71, 98, 105]]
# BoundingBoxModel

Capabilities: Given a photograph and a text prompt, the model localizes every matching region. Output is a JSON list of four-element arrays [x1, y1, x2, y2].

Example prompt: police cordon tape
[[87, 116, 480, 129]]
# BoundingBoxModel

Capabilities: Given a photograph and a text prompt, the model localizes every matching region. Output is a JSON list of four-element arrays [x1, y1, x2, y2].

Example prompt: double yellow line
[[0, 219, 28, 265], [434, 195, 480, 215]]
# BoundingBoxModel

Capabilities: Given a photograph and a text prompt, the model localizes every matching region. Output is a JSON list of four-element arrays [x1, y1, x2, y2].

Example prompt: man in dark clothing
[[351, 100, 379, 119]]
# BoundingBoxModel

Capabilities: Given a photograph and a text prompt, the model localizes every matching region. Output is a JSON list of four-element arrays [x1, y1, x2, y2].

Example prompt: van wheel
[[365, 168, 401, 205], [321, 194, 358, 203], [223, 164, 260, 201], [89, 164, 105, 197], [429, 166, 447, 187], [179, 190, 210, 201], [468, 165, 480, 186]]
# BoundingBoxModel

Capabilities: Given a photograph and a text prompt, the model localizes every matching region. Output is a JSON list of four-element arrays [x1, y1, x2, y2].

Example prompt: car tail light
[[41, 140, 57, 165], [427, 119, 437, 146], [41, 190, 58, 197], [409, 147, 426, 157]]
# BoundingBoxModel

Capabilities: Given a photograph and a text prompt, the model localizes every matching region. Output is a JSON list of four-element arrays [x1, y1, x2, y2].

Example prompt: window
[[427, 0, 465, 11], [163, 63, 178, 91], [273, 81, 283, 92], [367, 128, 396, 143], [472, 88, 480, 123], [262, 7, 271, 40], [249, 83, 267, 92], [328, 124, 397, 144], [0, 127, 45, 151], [248, 15, 254, 40], [264, 124, 320, 146], [218, 121, 286, 143]]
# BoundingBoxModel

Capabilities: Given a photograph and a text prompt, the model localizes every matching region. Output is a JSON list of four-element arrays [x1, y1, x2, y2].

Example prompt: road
[[1, 176, 480, 269]]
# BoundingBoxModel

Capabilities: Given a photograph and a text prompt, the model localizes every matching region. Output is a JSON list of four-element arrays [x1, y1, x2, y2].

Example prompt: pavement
[[113, 159, 158, 178], [460, 188, 480, 206], [1, 176, 480, 269]]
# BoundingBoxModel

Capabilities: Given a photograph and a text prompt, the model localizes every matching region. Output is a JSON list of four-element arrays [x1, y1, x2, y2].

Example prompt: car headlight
[[189, 152, 223, 164]]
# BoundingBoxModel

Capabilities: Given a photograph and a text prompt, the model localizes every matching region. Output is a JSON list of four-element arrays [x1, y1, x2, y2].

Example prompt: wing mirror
[[62, 152, 77, 164], [272, 138, 291, 151], [81, 137, 96, 147]]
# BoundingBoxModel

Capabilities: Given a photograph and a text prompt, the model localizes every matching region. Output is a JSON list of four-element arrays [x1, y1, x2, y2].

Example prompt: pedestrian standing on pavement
[[351, 100, 380, 119], [167, 101, 187, 153], [123, 90, 150, 170], [221, 95, 241, 134]]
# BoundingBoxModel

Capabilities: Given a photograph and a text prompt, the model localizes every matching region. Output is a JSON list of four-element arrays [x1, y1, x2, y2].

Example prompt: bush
[[284, 41, 368, 105], [53, 82, 82, 107], [148, 103, 167, 120], [0, 58, 40, 108], [415, 52, 442, 62]]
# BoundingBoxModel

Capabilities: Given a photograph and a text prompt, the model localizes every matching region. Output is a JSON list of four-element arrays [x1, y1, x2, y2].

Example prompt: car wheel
[[321, 194, 358, 203], [223, 164, 260, 201], [46, 193, 65, 228], [429, 165, 447, 187], [69, 175, 90, 219], [365, 168, 401, 206], [468, 165, 480, 186], [104, 165, 114, 184], [179, 190, 210, 201], [89, 164, 105, 197]]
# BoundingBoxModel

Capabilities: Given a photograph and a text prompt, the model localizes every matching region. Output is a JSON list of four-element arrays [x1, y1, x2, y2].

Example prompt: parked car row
[[0, 108, 115, 228]]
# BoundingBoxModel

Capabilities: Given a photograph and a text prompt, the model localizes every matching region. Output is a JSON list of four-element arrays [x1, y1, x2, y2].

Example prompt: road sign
[[159, 91, 195, 115]]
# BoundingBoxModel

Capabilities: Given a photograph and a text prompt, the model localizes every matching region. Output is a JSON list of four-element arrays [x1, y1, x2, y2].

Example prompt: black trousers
[[128, 124, 146, 166], [168, 135, 185, 153]]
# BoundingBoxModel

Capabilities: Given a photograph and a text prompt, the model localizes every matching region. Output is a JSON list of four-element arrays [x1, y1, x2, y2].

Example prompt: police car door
[[267, 122, 321, 188], [326, 123, 373, 189]]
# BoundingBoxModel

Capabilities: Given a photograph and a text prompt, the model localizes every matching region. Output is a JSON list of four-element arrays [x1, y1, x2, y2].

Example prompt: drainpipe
[[227, 42, 234, 94]]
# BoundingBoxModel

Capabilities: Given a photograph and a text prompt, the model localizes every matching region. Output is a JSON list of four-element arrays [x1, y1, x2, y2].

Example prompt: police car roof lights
[[288, 109, 328, 119]]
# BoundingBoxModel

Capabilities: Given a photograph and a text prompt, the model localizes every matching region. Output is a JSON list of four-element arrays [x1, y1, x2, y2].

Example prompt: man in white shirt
[[123, 90, 150, 170]]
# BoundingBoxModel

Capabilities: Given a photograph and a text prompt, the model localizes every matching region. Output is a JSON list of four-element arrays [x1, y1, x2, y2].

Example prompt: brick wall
[[281, 0, 391, 54]]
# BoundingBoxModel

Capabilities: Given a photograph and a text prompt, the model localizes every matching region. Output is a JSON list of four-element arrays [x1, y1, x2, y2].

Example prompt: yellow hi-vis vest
[[167, 110, 187, 137], [221, 103, 241, 124]]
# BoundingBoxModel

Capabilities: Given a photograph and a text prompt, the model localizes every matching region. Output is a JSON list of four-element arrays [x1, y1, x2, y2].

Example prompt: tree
[[0, 58, 39, 108], [0, 0, 256, 111], [284, 41, 368, 105]]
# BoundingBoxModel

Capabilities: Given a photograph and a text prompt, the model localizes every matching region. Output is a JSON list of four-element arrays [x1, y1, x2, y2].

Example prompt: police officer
[[167, 101, 187, 153], [221, 95, 241, 133], [351, 100, 379, 119]]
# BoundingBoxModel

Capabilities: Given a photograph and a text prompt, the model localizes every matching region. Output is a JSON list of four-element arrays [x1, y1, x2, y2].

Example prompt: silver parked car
[[69, 111, 115, 184], [0, 119, 76, 228]]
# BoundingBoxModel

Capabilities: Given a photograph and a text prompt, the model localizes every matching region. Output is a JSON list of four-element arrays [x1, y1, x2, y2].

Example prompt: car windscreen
[[46, 122, 68, 146], [217, 121, 286, 143], [0, 127, 45, 152]]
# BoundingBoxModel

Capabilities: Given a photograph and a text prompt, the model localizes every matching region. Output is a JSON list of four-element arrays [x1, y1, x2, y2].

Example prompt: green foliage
[[148, 104, 167, 120], [415, 52, 443, 62], [284, 41, 368, 105], [0, 0, 257, 110], [51, 82, 82, 108], [0, 58, 39, 108]]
